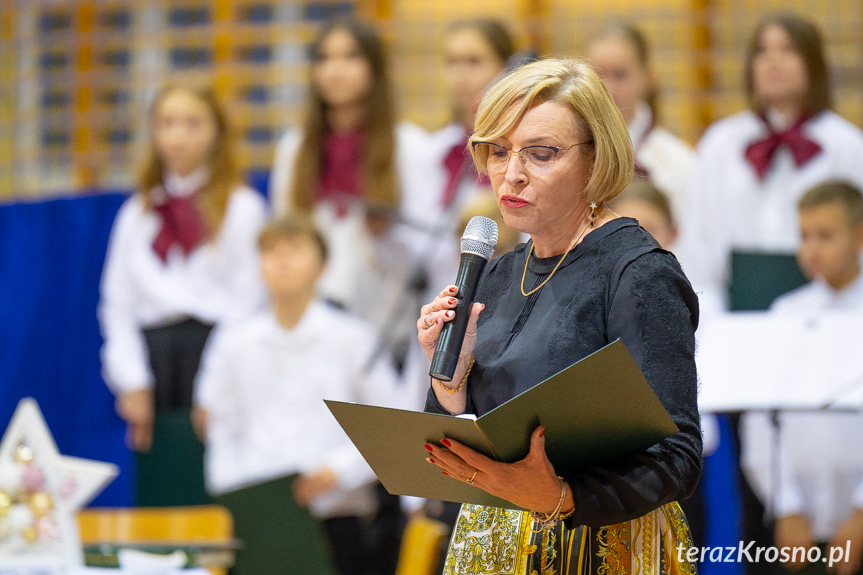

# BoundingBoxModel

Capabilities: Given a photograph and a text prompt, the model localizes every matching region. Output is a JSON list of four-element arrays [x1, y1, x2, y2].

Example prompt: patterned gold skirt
[[442, 502, 696, 575]]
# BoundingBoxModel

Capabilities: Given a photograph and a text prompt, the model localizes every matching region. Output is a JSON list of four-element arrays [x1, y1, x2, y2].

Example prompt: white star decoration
[[0, 397, 118, 567]]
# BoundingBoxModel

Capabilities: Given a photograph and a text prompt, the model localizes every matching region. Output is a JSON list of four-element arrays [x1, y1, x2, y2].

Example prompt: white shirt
[[771, 274, 863, 314], [98, 172, 268, 395], [741, 274, 863, 540], [676, 109, 863, 314], [194, 301, 408, 518], [268, 123, 430, 363], [629, 102, 695, 223]]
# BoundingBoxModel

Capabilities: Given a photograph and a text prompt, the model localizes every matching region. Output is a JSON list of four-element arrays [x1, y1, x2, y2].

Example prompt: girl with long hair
[[270, 17, 425, 319], [587, 22, 695, 222], [269, 18, 423, 574], [431, 19, 514, 209], [99, 83, 267, 506], [269, 18, 427, 376]]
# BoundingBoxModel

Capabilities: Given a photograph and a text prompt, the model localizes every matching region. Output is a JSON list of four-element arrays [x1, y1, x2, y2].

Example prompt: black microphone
[[429, 216, 498, 382]]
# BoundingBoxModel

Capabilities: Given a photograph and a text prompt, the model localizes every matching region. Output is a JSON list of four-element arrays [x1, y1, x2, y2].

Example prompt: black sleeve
[[562, 251, 703, 528]]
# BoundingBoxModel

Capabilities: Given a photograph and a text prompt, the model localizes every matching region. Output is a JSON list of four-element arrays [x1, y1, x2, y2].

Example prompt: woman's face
[[587, 36, 650, 123], [312, 28, 374, 108], [751, 24, 809, 109], [444, 28, 506, 124], [485, 102, 594, 244], [152, 89, 218, 177]]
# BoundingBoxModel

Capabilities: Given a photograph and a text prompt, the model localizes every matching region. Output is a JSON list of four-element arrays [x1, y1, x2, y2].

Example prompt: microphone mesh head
[[460, 216, 499, 260]]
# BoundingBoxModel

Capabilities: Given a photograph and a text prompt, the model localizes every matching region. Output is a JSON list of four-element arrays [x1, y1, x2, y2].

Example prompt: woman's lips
[[500, 195, 529, 208]]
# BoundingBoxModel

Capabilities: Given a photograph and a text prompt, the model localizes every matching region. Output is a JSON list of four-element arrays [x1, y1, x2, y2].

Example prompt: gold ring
[[466, 470, 478, 485], [423, 313, 433, 328]]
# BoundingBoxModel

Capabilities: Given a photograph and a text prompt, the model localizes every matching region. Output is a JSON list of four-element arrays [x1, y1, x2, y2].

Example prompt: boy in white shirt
[[195, 215, 407, 575], [742, 181, 863, 575]]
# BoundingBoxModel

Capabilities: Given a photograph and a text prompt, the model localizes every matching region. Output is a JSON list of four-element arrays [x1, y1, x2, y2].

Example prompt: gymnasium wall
[[1, 0, 860, 201]]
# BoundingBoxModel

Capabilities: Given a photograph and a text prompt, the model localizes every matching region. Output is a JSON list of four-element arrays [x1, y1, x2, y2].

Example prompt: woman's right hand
[[417, 285, 484, 380]]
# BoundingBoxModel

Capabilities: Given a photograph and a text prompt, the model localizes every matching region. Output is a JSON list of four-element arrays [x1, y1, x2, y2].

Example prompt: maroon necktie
[[440, 138, 469, 209], [744, 115, 822, 180], [440, 137, 490, 209], [152, 195, 207, 262]]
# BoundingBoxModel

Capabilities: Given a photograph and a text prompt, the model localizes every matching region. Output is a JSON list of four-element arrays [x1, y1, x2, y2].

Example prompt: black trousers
[[143, 317, 213, 409], [136, 317, 213, 507]]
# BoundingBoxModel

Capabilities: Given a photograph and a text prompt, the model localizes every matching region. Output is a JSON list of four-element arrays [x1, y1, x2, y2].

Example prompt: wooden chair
[[395, 515, 451, 575], [77, 505, 234, 574]]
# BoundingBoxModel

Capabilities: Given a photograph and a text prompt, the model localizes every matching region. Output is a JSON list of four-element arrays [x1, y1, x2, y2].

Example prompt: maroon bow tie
[[440, 137, 489, 209], [318, 130, 362, 218], [632, 114, 654, 180], [152, 195, 207, 262], [744, 114, 822, 180]]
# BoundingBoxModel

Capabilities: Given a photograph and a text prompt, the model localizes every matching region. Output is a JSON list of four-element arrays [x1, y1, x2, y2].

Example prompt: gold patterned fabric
[[442, 502, 696, 575]]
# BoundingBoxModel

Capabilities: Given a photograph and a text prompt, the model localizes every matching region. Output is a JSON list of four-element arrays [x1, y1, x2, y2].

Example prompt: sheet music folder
[[325, 339, 678, 509], [729, 250, 807, 311]]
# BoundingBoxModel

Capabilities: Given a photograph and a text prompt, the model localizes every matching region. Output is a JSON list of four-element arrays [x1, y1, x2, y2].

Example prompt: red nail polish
[[428, 457, 435, 464], [446, 311, 454, 318], [448, 298, 456, 305], [539, 427, 545, 437], [424, 444, 433, 452], [449, 287, 456, 293], [441, 471, 449, 476], [441, 439, 451, 447]]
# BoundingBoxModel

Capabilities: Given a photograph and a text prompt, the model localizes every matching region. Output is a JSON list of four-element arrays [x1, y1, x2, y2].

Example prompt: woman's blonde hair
[[469, 57, 633, 206], [139, 82, 239, 236]]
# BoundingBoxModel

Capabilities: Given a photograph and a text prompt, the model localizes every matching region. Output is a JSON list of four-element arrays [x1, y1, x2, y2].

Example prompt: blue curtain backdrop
[[0, 192, 131, 506], [0, 175, 270, 507]]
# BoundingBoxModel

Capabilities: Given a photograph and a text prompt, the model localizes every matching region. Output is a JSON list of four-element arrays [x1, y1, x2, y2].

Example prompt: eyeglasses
[[472, 140, 594, 174]]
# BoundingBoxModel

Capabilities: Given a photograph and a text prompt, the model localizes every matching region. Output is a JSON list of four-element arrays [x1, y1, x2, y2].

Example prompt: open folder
[[325, 339, 678, 509]]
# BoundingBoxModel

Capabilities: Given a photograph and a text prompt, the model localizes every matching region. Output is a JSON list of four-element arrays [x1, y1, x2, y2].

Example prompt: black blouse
[[426, 217, 702, 528]]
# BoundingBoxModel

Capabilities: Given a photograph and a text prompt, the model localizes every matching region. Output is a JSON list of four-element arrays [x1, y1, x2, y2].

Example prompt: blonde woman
[[418, 58, 700, 574]]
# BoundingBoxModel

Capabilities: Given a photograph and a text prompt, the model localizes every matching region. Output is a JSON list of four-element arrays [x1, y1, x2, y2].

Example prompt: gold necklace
[[520, 204, 597, 297]]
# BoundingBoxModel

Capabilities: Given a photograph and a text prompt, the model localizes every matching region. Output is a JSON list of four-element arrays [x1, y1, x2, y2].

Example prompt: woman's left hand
[[424, 426, 574, 515]]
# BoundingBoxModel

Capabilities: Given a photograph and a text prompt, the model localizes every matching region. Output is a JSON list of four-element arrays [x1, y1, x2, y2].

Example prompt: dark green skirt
[[215, 475, 337, 575]]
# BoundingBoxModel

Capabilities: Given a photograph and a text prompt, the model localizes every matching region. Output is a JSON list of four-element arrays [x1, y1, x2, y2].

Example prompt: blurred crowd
[[94, 12, 863, 575]]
